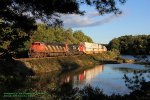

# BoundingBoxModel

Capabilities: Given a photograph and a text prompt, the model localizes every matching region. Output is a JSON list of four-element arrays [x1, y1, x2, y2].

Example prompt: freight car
[[80, 42, 107, 54], [28, 42, 107, 58]]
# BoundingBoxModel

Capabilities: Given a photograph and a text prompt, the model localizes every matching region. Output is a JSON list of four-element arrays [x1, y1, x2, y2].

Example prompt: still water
[[60, 63, 150, 95]]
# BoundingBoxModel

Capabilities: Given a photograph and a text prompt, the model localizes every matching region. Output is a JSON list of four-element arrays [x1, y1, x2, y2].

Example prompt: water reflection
[[2, 63, 149, 98], [60, 63, 150, 95], [75, 65, 104, 84], [61, 65, 104, 84]]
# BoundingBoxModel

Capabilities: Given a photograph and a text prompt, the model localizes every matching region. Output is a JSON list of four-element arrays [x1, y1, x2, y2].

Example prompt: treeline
[[0, 24, 93, 52], [31, 24, 93, 44], [0, 24, 93, 56], [25, 24, 93, 49], [108, 35, 150, 55]]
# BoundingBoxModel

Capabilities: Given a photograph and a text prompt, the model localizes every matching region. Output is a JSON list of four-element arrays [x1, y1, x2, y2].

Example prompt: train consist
[[28, 42, 107, 58]]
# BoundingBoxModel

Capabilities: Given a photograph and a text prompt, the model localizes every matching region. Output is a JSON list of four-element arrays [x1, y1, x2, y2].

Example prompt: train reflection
[[61, 65, 104, 84]]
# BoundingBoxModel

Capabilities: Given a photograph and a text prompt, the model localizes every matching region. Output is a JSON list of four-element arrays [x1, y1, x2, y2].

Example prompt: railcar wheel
[[42, 52, 46, 57], [29, 52, 36, 58], [28, 52, 32, 58], [28, 51, 36, 58]]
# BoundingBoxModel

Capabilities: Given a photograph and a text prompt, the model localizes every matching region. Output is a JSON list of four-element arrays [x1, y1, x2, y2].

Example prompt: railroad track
[[15, 55, 82, 61]]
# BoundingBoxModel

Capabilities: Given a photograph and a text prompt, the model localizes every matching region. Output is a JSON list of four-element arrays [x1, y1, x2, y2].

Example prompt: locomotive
[[28, 42, 107, 58]]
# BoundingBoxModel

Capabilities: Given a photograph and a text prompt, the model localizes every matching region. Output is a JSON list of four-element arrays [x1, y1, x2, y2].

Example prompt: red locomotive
[[28, 42, 107, 58], [28, 42, 84, 57]]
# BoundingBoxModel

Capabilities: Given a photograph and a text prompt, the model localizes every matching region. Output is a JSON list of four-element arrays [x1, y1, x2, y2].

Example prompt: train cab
[[30, 42, 47, 52], [28, 42, 48, 57]]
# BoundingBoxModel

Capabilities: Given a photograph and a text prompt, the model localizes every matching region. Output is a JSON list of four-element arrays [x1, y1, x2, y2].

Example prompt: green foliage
[[91, 50, 120, 61], [30, 24, 93, 44], [0, 18, 36, 59], [73, 30, 93, 43], [108, 35, 150, 55], [0, 0, 126, 59], [0, 0, 126, 27], [0, 24, 93, 58]]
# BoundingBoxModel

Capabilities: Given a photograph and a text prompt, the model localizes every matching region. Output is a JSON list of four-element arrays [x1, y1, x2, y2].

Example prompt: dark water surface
[[60, 63, 150, 95]]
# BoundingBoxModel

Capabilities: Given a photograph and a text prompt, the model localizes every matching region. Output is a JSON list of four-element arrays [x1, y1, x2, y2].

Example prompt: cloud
[[61, 12, 123, 28]]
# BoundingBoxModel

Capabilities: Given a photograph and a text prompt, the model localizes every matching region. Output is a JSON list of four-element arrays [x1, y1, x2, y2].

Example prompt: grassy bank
[[0, 50, 134, 75], [21, 50, 124, 73], [21, 55, 98, 73], [0, 52, 118, 77]]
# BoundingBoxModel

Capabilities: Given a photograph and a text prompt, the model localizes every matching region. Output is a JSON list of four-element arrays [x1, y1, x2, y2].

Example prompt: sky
[[61, 0, 150, 44]]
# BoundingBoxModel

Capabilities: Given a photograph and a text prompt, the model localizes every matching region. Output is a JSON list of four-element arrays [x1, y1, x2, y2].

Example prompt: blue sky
[[61, 0, 150, 44]]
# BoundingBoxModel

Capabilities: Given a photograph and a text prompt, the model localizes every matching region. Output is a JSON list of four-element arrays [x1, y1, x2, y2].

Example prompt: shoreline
[[1, 53, 149, 75]]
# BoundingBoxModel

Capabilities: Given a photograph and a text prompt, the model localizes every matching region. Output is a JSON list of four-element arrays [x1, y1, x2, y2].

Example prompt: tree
[[1, 0, 126, 27], [73, 31, 93, 43], [0, 0, 126, 58], [108, 38, 120, 50], [108, 35, 150, 55], [30, 24, 93, 45]]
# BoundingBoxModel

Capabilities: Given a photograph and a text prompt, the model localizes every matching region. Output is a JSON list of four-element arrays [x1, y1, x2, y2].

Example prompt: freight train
[[28, 42, 107, 58]]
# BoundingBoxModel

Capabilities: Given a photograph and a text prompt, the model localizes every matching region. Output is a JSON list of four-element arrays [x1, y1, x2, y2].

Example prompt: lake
[[60, 63, 150, 95], [2, 55, 150, 97]]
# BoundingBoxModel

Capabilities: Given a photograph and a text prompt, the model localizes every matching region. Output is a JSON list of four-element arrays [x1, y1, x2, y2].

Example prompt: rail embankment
[[20, 51, 123, 73], [0, 51, 131, 74], [21, 55, 98, 73]]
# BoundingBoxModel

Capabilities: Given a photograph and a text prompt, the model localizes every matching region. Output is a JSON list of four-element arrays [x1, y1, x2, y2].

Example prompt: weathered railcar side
[[81, 42, 107, 54]]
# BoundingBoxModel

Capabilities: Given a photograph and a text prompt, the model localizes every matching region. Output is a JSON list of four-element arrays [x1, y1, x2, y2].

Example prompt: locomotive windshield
[[32, 42, 40, 45]]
